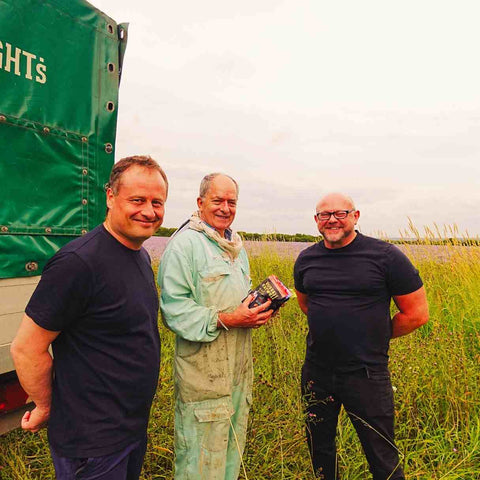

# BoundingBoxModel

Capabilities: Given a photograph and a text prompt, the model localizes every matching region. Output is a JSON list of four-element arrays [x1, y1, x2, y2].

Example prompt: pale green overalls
[[159, 227, 252, 480]]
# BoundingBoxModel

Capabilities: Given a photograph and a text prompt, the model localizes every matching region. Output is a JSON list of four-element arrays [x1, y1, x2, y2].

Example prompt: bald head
[[316, 192, 355, 213], [314, 192, 360, 249]]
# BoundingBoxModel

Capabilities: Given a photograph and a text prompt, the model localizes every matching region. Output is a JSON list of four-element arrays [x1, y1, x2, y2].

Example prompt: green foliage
[[154, 227, 177, 237], [1, 240, 479, 479], [155, 227, 321, 242], [238, 231, 320, 243]]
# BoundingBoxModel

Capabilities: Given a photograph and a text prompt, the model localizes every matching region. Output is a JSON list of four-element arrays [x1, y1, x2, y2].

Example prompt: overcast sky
[[94, 0, 480, 238]]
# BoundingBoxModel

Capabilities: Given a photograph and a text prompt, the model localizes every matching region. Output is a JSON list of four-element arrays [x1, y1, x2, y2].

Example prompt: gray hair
[[199, 173, 239, 198]]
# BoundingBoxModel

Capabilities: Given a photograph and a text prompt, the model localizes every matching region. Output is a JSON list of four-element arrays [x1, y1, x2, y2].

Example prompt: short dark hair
[[199, 173, 238, 199], [107, 155, 168, 197]]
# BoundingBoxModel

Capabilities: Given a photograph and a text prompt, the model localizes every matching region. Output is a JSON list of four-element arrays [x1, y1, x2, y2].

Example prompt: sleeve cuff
[[207, 308, 221, 334]]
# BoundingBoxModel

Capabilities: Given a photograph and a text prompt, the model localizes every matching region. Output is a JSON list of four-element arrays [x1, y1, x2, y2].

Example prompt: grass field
[[1, 237, 479, 479]]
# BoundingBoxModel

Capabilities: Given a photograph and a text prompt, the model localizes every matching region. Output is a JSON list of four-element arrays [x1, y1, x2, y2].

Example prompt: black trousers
[[301, 363, 405, 480], [50, 435, 147, 480]]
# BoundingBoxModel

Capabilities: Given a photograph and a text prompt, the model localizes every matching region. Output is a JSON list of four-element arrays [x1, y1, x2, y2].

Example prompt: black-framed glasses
[[315, 209, 355, 221]]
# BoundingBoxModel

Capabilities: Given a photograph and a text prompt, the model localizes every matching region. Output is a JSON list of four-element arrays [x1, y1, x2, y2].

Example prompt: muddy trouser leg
[[224, 385, 251, 480], [337, 367, 405, 480], [174, 398, 232, 480], [301, 365, 341, 480]]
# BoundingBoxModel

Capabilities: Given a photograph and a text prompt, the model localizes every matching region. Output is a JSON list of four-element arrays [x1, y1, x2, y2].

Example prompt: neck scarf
[[187, 211, 243, 260]]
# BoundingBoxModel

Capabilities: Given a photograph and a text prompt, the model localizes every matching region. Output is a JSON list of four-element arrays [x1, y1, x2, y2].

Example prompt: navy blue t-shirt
[[294, 233, 423, 370], [26, 224, 160, 457]]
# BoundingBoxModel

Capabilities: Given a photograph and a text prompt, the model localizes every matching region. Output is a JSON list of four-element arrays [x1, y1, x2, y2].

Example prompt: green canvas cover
[[0, 0, 127, 278]]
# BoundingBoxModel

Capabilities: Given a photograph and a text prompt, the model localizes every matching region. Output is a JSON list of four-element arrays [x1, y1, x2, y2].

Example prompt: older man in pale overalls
[[159, 173, 273, 479]]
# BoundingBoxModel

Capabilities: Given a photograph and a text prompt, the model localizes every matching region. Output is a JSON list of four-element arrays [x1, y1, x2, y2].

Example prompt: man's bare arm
[[391, 286, 429, 338], [10, 314, 60, 432], [296, 290, 308, 315]]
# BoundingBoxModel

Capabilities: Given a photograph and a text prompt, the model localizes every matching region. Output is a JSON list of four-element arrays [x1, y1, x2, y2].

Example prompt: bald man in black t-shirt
[[294, 193, 429, 480]]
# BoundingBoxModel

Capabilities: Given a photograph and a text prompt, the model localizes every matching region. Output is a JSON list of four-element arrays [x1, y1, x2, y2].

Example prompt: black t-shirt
[[26, 224, 160, 457], [294, 233, 423, 370]]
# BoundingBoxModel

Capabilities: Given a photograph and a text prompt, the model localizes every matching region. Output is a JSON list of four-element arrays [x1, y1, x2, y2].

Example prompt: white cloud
[[94, 0, 480, 237]]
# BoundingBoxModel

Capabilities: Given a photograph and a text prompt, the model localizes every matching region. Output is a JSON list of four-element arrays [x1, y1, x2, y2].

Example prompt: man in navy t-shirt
[[11, 156, 168, 480], [294, 193, 429, 480]]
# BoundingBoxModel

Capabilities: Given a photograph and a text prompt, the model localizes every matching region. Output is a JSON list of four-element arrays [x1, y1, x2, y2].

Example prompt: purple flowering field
[[143, 235, 469, 263], [143, 236, 314, 261]]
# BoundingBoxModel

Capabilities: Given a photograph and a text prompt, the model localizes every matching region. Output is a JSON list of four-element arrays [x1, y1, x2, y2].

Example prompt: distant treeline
[[155, 227, 479, 246], [155, 227, 319, 242], [238, 232, 320, 242], [155, 227, 177, 237]]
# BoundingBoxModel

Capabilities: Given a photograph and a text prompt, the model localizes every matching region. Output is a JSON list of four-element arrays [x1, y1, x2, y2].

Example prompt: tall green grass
[[1, 236, 479, 479]]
